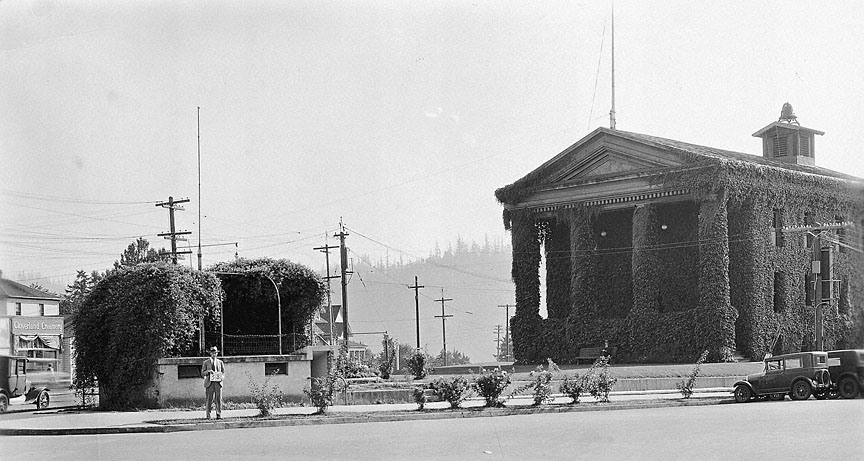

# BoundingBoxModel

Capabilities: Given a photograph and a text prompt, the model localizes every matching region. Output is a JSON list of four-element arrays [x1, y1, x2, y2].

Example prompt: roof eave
[[751, 121, 825, 138]]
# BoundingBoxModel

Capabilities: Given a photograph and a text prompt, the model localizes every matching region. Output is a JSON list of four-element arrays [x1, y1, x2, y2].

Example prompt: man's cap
[[209, 346, 219, 353]]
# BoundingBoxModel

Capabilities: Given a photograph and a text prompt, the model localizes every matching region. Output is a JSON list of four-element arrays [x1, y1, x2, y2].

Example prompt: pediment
[[550, 149, 672, 184], [554, 151, 665, 182], [496, 128, 703, 206]]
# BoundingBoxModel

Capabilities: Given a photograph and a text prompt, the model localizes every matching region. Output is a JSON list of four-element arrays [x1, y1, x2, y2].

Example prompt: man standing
[[201, 345, 225, 419]]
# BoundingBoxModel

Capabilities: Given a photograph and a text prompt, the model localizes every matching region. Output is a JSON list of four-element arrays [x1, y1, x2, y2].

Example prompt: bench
[[574, 346, 616, 364]]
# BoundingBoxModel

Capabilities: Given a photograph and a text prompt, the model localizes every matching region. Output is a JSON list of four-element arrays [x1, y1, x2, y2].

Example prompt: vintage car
[[0, 355, 50, 412], [827, 349, 864, 399], [733, 351, 832, 403]]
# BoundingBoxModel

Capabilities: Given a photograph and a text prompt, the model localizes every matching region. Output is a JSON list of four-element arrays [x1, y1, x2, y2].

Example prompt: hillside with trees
[[341, 237, 514, 364]]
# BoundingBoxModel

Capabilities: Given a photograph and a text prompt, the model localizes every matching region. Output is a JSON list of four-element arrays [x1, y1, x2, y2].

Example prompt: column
[[508, 209, 542, 362], [697, 190, 738, 359], [631, 203, 660, 312], [568, 207, 596, 318], [545, 218, 571, 320]]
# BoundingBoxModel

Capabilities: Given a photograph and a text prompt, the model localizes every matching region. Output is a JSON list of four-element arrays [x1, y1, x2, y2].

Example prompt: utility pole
[[156, 196, 192, 264], [314, 241, 340, 346], [498, 304, 514, 362], [782, 221, 854, 351], [493, 324, 503, 361], [197, 107, 203, 355], [335, 222, 351, 345], [197, 107, 202, 272], [434, 289, 453, 366], [408, 276, 424, 352]]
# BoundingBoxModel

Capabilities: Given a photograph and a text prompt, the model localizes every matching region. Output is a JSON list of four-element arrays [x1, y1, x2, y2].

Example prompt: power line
[[0, 189, 158, 205]]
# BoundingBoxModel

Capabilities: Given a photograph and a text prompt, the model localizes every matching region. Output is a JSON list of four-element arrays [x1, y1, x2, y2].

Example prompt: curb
[[0, 396, 732, 436]]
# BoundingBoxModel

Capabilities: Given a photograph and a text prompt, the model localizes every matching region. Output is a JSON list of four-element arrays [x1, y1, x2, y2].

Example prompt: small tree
[[407, 352, 429, 379], [61, 270, 93, 316], [376, 342, 396, 380], [432, 349, 471, 367], [677, 350, 709, 399], [114, 237, 169, 268], [247, 370, 285, 417], [304, 348, 346, 414], [559, 373, 583, 404], [429, 376, 473, 409], [412, 387, 427, 410], [583, 356, 618, 403], [473, 368, 511, 407], [508, 359, 559, 406]]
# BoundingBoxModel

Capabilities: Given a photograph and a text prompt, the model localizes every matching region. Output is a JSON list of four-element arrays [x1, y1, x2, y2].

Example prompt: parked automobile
[[0, 355, 50, 412], [733, 351, 831, 403], [827, 349, 864, 399]]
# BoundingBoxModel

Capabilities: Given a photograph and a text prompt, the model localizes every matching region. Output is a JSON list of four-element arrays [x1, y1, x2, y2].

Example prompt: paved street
[[1, 399, 861, 460]]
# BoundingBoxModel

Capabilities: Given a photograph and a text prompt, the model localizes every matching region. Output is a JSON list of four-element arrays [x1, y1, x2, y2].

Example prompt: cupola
[[752, 103, 824, 166]]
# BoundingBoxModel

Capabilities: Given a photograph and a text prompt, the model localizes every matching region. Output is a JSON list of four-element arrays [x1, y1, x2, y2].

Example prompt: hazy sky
[[3, 0, 864, 286]]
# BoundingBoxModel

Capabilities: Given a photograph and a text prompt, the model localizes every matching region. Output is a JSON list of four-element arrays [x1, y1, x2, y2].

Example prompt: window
[[804, 212, 815, 248], [766, 360, 782, 371], [828, 357, 841, 367], [178, 365, 201, 379], [784, 357, 802, 369], [772, 209, 785, 247], [773, 272, 786, 313], [264, 363, 287, 375], [39, 304, 45, 316], [835, 215, 846, 253], [15, 302, 22, 315]]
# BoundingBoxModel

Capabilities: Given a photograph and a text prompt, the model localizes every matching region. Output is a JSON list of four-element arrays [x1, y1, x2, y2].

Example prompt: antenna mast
[[197, 107, 202, 271], [609, 1, 617, 130]]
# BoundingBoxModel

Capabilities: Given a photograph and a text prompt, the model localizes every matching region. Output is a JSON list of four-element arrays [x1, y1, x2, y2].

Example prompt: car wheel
[[734, 384, 752, 403], [838, 376, 859, 399], [0, 393, 8, 413], [791, 380, 812, 400], [769, 393, 784, 401], [36, 391, 50, 410]]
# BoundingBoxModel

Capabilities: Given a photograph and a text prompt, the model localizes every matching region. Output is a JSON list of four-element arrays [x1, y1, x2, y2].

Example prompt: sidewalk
[[0, 388, 732, 436]]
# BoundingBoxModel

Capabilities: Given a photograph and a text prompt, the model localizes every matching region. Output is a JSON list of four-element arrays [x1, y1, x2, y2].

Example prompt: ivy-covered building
[[496, 106, 864, 363]]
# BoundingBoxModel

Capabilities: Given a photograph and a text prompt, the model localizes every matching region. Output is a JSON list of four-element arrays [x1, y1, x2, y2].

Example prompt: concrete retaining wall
[[152, 354, 312, 407], [342, 377, 739, 405]]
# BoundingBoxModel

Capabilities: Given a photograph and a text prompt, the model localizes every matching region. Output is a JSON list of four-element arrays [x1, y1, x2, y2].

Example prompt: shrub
[[559, 373, 583, 404], [413, 387, 427, 411], [407, 352, 428, 379], [305, 377, 335, 415], [583, 356, 617, 402], [247, 370, 285, 417], [429, 376, 473, 409], [508, 359, 559, 406], [342, 357, 376, 378], [377, 352, 395, 380], [304, 348, 346, 414], [676, 350, 709, 399], [473, 368, 511, 407]]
